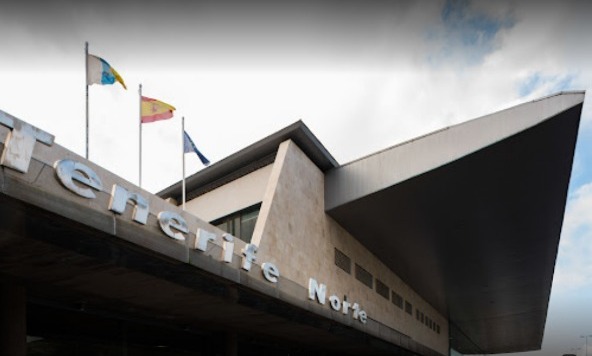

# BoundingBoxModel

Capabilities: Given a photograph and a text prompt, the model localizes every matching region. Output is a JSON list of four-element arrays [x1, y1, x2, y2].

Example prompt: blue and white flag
[[183, 131, 210, 165], [86, 54, 127, 89]]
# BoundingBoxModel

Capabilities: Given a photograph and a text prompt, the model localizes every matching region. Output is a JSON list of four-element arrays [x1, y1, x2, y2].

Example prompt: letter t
[[0, 111, 54, 173], [241, 244, 258, 271]]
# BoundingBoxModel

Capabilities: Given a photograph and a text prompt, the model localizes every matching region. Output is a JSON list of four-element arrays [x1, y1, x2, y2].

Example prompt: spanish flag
[[141, 96, 176, 123]]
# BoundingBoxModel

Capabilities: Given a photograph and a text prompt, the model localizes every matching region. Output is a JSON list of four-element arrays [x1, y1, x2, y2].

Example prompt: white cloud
[[2, 1, 590, 195], [554, 182, 592, 291]]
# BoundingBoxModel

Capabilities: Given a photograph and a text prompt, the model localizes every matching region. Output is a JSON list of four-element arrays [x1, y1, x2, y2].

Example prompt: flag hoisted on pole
[[87, 55, 127, 89], [183, 130, 210, 165], [85, 42, 126, 160], [182, 119, 210, 210], [182, 116, 186, 210], [141, 96, 176, 123], [139, 92, 176, 188], [85, 42, 89, 160], [138, 84, 143, 187]]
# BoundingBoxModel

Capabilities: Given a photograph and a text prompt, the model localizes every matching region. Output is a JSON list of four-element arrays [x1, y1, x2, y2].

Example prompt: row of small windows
[[416, 309, 441, 334], [335, 248, 441, 335], [334, 248, 351, 274], [354, 263, 373, 289]]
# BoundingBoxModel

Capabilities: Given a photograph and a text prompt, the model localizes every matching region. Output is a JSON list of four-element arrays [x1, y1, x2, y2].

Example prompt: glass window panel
[[375, 279, 389, 299], [232, 217, 240, 237], [215, 221, 228, 233], [391, 291, 403, 309], [355, 264, 373, 289], [210, 204, 261, 243], [405, 301, 413, 315], [240, 209, 258, 243], [334, 248, 351, 274]]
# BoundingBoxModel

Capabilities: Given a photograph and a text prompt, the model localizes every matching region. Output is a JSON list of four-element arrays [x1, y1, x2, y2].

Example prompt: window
[[405, 301, 412, 315], [391, 291, 403, 309], [375, 279, 389, 300], [355, 264, 373, 289], [416, 309, 420, 321], [211, 204, 261, 243], [334, 248, 351, 274], [436, 324, 440, 334]]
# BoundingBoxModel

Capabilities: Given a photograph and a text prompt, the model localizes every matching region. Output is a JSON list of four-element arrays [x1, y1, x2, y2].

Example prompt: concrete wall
[[185, 164, 272, 222], [253, 140, 449, 354]]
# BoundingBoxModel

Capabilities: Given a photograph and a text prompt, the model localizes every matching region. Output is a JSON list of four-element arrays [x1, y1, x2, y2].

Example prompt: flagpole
[[182, 116, 186, 210], [139, 83, 142, 188], [85, 41, 89, 160]]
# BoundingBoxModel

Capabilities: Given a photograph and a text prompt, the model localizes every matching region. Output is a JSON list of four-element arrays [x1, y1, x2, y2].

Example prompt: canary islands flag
[[183, 131, 210, 165], [86, 54, 127, 89], [141, 96, 176, 123]]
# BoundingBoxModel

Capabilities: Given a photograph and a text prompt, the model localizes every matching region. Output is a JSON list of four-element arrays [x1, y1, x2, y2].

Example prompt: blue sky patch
[[518, 72, 576, 97], [568, 126, 592, 195], [428, 0, 514, 66], [518, 72, 542, 97]]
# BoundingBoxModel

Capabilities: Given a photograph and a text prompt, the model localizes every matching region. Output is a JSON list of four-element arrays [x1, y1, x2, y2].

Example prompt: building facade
[[0, 91, 585, 355]]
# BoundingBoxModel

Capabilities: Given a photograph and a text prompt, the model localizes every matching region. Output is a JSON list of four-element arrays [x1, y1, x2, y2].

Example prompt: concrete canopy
[[325, 92, 585, 354], [0, 111, 421, 355]]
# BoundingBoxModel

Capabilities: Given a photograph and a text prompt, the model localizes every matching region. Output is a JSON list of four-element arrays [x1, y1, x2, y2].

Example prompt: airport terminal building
[[0, 91, 585, 355]]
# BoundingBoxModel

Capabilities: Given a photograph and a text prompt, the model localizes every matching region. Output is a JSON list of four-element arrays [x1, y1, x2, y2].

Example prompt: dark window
[[405, 301, 412, 315], [416, 309, 420, 320], [355, 264, 373, 289], [240, 209, 258, 241], [211, 204, 261, 243], [334, 248, 351, 274], [391, 291, 403, 309], [375, 279, 389, 299], [420, 312, 424, 323], [436, 324, 440, 334]]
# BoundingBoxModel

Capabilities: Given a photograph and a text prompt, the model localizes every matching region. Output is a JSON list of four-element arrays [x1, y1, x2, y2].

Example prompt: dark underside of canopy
[[326, 104, 582, 353]]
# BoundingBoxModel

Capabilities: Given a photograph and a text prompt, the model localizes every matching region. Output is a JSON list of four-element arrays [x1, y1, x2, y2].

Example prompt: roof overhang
[[158, 120, 338, 202], [325, 92, 585, 353]]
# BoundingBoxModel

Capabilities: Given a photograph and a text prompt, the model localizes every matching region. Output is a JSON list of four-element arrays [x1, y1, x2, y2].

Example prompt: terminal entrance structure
[[0, 91, 585, 355]]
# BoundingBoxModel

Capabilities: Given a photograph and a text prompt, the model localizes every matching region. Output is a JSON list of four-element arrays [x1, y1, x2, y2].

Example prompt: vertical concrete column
[[0, 284, 26, 356], [121, 321, 128, 356], [225, 331, 238, 356]]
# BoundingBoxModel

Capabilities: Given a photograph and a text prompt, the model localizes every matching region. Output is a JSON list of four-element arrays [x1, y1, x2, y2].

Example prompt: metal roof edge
[[339, 91, 586, 167], [157, 120, 338, 201]]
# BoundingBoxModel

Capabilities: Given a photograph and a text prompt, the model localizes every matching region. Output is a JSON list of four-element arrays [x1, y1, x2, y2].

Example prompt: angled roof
[[158, 120, 338, 202], [325, 92, 585, 353]]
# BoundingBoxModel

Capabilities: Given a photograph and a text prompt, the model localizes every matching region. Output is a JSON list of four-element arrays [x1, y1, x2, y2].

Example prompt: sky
[[0, 0, 591, 354]]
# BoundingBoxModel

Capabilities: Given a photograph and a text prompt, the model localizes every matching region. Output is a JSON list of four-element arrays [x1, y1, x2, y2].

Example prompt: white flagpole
[[85, 41, 89, 160], [139, 83, 143, 188], [182, 116, 186, 210]]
